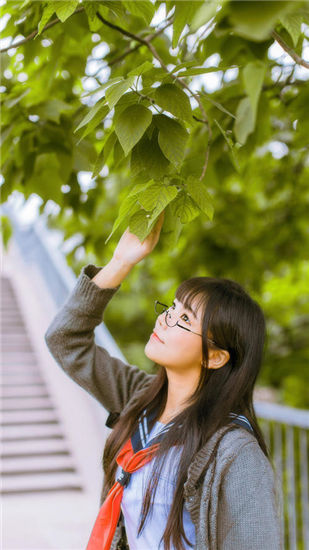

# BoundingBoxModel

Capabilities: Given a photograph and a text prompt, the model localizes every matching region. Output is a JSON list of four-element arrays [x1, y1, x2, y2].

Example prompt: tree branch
[[272, 30, 309, 70], [96, 17, 173, 74], [0, 7, 84, 53], [96, 11, 212, 181]]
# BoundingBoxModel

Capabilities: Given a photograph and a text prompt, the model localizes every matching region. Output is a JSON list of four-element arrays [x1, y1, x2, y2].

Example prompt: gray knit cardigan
[[45, 264, 283, 550]]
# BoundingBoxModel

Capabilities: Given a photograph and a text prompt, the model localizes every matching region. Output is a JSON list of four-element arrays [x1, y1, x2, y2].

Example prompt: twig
[[272, 30, 309, 70], [96, 11, 212, 180], [0, 7, 84, 53], [94, 17, 173, 76], [130, 88, 162, 114]]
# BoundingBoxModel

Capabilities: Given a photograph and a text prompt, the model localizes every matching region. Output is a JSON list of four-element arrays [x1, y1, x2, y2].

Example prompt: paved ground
[[2, 492, 100, 550]]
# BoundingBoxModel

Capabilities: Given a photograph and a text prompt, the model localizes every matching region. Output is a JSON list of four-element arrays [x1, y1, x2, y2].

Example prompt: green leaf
[[160, 202, 183, 248], [54, 1, 79, 22], [128, 180, 155, 198], [131, 132, 170, 180], [128, 209, 151, 242], [37, 3, 56, 36], [113, 92, 139, 123], [92, 131, 117, 178], [137, 189, 157, 211], [33, 99, 74, 123], [234, 97, 255, 145], [28, 153, 63, 204], [138, 183, 167, 210], [243, 61, 266, 121], [280, 12, 303, 47], [75, 101, 108, 133], [171, 191, 201, 223], [172, 1, 202, 48], [81, 77, 124, 98], [105, 193, 140, 243], [186, 176, 214, 220], [191, 1, 222, 32], [200, 95, 236, 119], [128, 61, 154, 77], [122, 1, 155, 24], [171, 61, 200, 73], [84, 1, 104, 32], [105, 77, 135, 110], [154, 84, 192, 124], [147, 185, 178, 225], [5, 89, 30, 109], [115, 104, 152, 156], [229, 1, 294, 41], [154, 115, 188, 169]]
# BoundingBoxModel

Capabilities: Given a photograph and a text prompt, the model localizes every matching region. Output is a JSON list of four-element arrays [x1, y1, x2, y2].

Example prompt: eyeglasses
[[154, 300, 218, 347]]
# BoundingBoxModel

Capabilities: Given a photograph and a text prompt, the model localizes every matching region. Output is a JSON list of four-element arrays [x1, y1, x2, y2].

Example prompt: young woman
[[45, 214, 282, 550]]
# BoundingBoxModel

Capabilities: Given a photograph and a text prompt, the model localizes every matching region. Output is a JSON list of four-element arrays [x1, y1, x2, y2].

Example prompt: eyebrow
[[173, 299, 197, 320]]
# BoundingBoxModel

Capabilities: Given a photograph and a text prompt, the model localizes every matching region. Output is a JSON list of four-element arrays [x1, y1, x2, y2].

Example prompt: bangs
[[175, 279, 208, 319]]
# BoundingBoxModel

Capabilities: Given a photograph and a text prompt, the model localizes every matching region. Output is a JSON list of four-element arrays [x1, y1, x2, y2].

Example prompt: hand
[[112, 211, 165, 267]]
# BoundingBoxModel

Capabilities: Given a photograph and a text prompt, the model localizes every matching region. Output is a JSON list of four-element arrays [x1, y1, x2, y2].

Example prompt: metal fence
[[5, 205, 309, 550], [255, 403, 309, 550]]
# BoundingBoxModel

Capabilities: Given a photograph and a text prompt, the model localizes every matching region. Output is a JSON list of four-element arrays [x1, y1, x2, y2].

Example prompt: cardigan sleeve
[[217, 441, 283, 550], [44, 264, 152, 415]]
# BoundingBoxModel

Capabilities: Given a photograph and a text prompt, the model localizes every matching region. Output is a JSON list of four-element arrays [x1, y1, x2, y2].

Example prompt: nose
[[158, 311, 168, 330]]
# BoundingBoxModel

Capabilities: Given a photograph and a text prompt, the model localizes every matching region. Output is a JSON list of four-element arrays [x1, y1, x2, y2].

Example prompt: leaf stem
[[271, 30, 309, 70]]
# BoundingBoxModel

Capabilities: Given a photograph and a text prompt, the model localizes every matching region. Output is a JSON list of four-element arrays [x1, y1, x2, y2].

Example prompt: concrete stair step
[[1, 365, 40, 373], [1, 324, 27, 331], [1, 409, 60, 424], [1, 455, 78, 474], [1, 352, 38, 363], [2, 423, 65, 439], [2, 334, 34, 342], [2, 344, 34, 352], [1, 472, 84, 495], [0, 374, 45, 384], [2, 438, 70, 456], [1, 314, 26, 322], [1, 380, 45, 388], [0, 396, 53, 410], [1, 385, 50, 397]]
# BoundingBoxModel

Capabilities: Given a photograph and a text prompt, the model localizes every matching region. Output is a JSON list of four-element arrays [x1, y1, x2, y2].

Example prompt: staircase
[[0, 275, 84, 496]]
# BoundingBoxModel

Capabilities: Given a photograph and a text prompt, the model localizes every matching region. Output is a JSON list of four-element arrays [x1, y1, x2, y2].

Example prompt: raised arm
[[45, 213, 164, 415]]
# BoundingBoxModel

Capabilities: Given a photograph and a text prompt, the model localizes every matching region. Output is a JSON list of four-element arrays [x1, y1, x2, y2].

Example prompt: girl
[[45, 214, 282, 550]]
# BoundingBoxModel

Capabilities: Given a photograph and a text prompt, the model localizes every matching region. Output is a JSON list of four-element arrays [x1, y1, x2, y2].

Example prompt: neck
[[159, 367, 200, 423]]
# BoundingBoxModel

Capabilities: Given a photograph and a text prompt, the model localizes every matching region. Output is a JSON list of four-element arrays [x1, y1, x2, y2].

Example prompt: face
[[144, 297, 204, 375]]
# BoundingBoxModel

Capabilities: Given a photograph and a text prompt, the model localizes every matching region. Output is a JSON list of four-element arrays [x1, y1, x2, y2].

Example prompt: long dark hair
[[103, 277, 269, 550]]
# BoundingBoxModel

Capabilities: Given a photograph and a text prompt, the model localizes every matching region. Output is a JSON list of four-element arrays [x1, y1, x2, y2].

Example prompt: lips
[[151, 331, 164, 343]]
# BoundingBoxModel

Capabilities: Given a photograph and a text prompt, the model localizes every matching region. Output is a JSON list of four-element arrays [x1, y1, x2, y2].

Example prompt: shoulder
[[186, 425, 272, 489]]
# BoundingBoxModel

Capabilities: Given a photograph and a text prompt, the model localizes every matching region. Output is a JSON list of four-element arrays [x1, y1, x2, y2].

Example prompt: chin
[[144, 341, 159, 362]]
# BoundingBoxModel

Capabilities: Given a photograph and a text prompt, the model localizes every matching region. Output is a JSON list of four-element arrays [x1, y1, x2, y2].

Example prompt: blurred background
[[1, 0, 309, 549]]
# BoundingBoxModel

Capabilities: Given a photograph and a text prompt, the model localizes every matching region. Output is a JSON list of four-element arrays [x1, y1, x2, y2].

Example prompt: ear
[[206, 349, 230, 370]]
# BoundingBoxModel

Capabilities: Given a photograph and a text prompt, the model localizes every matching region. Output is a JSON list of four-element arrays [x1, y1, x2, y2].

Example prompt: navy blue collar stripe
[[131, 410, 253, 453]]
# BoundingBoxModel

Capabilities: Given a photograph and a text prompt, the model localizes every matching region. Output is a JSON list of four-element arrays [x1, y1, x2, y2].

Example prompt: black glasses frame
[[154, 300, 218, 347]]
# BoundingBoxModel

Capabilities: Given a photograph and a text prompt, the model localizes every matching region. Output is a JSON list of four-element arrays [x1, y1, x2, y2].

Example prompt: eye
[[181, 313, 190, 324]]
